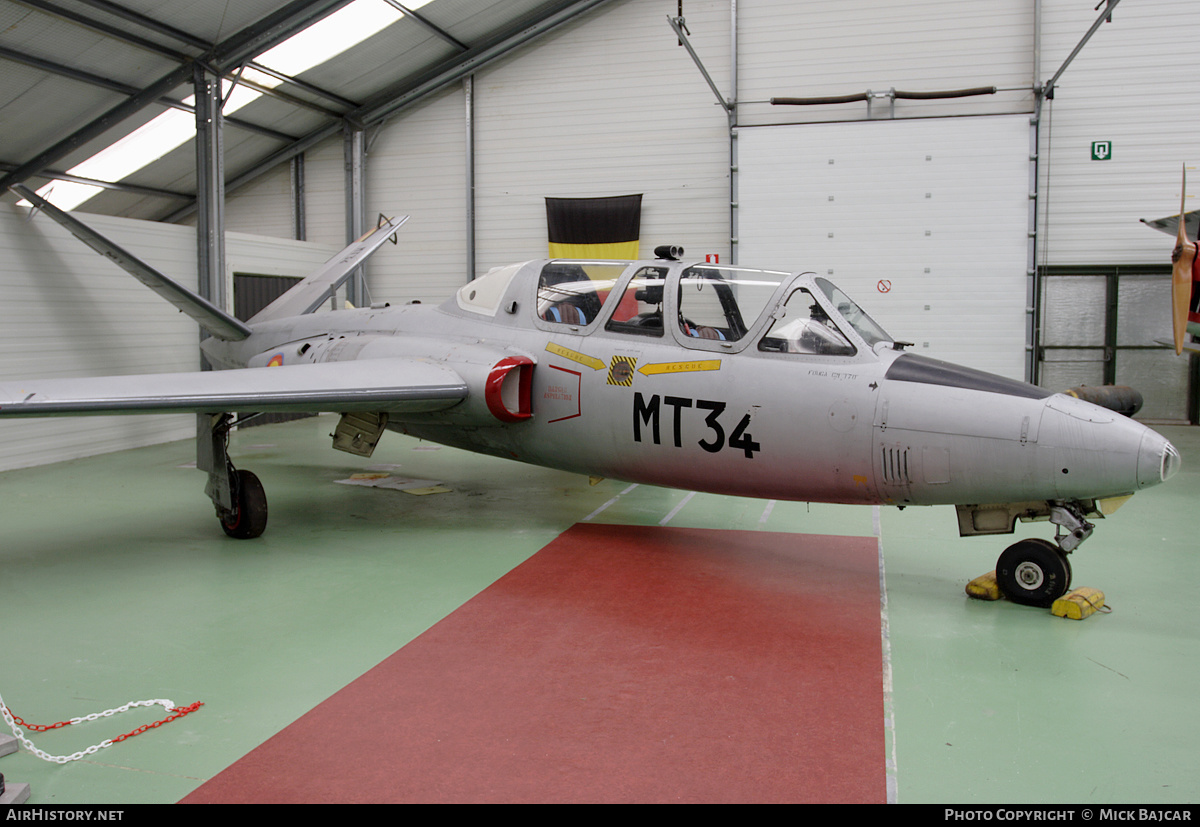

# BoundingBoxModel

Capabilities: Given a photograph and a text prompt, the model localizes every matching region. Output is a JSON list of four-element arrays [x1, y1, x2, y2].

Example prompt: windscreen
[[815, 277, 892, 347]]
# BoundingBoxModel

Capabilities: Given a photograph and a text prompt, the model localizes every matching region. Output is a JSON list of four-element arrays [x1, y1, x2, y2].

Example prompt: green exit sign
[[1091, 141, 1112, 161]]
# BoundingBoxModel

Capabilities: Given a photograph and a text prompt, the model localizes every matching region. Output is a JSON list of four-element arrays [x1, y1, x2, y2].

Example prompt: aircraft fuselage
[[201, 258, 1179, 518]]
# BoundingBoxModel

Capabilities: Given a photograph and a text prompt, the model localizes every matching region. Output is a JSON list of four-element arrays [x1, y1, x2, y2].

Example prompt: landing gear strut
[[198, 413, 268, 539], [995, 501, 1093, 607]]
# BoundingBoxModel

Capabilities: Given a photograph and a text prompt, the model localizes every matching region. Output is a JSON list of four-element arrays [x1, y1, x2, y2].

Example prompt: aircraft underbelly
[[505, 418, 878, 504]]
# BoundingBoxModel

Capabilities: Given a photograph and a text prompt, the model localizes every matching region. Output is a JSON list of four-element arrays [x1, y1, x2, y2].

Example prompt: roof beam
[[0, 44, 298, 143], [66, 0, 357, 109], [0, 162, 191, 201], [241, 61, 360, 111], [14, 0, 193, 63], [353, 0, 616, 128], [381, 1, 469, 51], [161, 122, 343, 223], [69, 0, 212, 51], [13, 0, 354, 117], [159, 0, 617, 223], [207, 0, 354, 73], [0, 63, 194, 193], [0, 0, 352, 193]]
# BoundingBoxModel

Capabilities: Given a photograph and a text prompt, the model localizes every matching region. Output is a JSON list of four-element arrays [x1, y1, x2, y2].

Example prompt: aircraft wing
[[1156, 338, 1200, 355], [12, 184, 253, 342], [12, 185, 410, 338], [0, 359, 467, 418], [249, 216, 410, 323], [1140, 210, 1200, 241]]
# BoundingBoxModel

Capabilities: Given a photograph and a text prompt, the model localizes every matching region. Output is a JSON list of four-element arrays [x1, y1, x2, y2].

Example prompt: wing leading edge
[[13, 184, 410, 339], [12, 184, 253, 342], [0, 359, 468, 418], [249, 216, 410, 323]]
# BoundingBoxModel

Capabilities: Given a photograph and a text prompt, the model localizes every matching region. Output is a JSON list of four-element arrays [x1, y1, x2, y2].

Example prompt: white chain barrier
[[1, 690, 196, 764]]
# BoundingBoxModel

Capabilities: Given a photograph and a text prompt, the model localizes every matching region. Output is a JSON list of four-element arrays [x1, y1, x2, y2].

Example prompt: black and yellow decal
[[608, 355, 638, 386]]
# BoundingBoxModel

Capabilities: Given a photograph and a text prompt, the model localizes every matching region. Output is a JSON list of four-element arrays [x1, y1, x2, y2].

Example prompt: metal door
[[1037, 266, 1195, 422]]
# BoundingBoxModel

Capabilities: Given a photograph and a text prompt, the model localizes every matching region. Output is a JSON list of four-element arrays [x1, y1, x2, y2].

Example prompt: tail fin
[[249, 215, 409, 323], [12, 184, 253, 342]]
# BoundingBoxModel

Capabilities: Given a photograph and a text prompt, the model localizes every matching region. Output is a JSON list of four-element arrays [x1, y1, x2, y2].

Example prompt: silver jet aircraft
[[0, 190, 1181, 607]]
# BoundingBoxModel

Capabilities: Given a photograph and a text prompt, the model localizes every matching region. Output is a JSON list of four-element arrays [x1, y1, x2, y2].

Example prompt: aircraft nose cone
[[1138, 430, 1181, 488]]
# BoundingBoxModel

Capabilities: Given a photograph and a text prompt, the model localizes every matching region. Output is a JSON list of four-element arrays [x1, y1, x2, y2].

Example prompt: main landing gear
[[218, 468, 268, 539], [994, 502, 1093, 607], [198, 413, 268, 539]]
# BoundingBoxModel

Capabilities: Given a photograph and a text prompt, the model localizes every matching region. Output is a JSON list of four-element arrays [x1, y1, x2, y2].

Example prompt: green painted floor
[[1, 416, 1196, 804]]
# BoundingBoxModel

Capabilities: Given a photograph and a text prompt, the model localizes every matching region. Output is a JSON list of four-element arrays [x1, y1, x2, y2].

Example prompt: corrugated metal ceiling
[[0, 0, 613, 221]]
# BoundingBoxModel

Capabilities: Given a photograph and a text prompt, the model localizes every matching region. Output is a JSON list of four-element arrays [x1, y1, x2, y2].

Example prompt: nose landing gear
[[996, 538, 1072, 607], [994, 502, 1093, 607]]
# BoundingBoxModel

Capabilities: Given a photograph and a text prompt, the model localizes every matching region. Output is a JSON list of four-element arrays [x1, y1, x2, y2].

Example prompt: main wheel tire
[[220, 469, 268, 539], [996, 539, 1072, 607]]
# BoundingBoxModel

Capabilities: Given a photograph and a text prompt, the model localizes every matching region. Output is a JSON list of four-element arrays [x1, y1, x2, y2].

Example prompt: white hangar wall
[[362, 88, 472, 304], [216, 0, 1197, 383], [729, 0, 1037, 380], [0, 205, 336, 471], [220, 0, 1200, 271], [735, 0, 1037, 127], [468, 0, 731, 271], [1033, 0, 1200, 420], [222, 0, 1042, 375], [225, 88, 476, 307], [220, 0, 735, 303], [1036, 0, 1200, 265], [737, 115, 1034, 381]]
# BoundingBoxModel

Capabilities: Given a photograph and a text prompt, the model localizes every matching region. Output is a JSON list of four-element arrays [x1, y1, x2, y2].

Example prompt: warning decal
[[607, 356, 638, 386]]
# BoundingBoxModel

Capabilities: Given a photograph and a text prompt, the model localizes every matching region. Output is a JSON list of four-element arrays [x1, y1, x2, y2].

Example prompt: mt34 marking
[[633, 392, 761, 458]]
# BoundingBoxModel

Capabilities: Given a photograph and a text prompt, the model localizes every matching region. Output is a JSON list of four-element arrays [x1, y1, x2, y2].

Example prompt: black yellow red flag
[[545, 194, 642, 259]]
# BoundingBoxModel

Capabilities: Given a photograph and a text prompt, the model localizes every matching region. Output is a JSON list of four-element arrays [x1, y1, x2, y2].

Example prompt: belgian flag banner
[[546, 194, 642, 259]]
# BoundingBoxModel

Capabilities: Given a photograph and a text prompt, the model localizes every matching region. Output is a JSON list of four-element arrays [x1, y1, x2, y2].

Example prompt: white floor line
[[875, 505, 899, 804], [758, 499, 776, 527], [659, 490, 696, 526], [581, 483, 638, 522]]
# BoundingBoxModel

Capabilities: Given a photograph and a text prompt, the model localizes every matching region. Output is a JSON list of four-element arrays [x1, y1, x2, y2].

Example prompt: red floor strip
[[182, 523, 885, 803]]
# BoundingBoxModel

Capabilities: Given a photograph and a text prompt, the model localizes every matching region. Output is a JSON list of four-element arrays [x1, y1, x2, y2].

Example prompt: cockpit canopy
[[453, 259, 893, 356]]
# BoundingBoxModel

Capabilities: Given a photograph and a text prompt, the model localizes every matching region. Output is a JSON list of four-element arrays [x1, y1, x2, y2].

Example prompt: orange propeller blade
[[1171, 164, 1193, 355]]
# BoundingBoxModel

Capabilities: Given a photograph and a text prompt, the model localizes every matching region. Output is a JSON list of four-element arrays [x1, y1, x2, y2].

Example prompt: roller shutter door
[[737, 114, 1032, 380]]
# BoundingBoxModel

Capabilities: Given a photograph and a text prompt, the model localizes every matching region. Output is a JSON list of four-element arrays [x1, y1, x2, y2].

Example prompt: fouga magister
[[1, 185, 1180, 607]]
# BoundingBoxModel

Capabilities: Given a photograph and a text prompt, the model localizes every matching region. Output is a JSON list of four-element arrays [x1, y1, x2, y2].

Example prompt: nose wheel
[[996, 538, 1073, 607]]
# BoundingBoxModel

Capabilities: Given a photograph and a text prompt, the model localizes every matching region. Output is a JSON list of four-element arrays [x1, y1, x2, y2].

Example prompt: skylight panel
[[254, 0, 409, 79], [26, 0, 422, 212]]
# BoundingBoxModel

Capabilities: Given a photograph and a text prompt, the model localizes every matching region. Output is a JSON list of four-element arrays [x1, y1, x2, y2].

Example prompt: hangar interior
[[0, 0, 1197, 804]]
